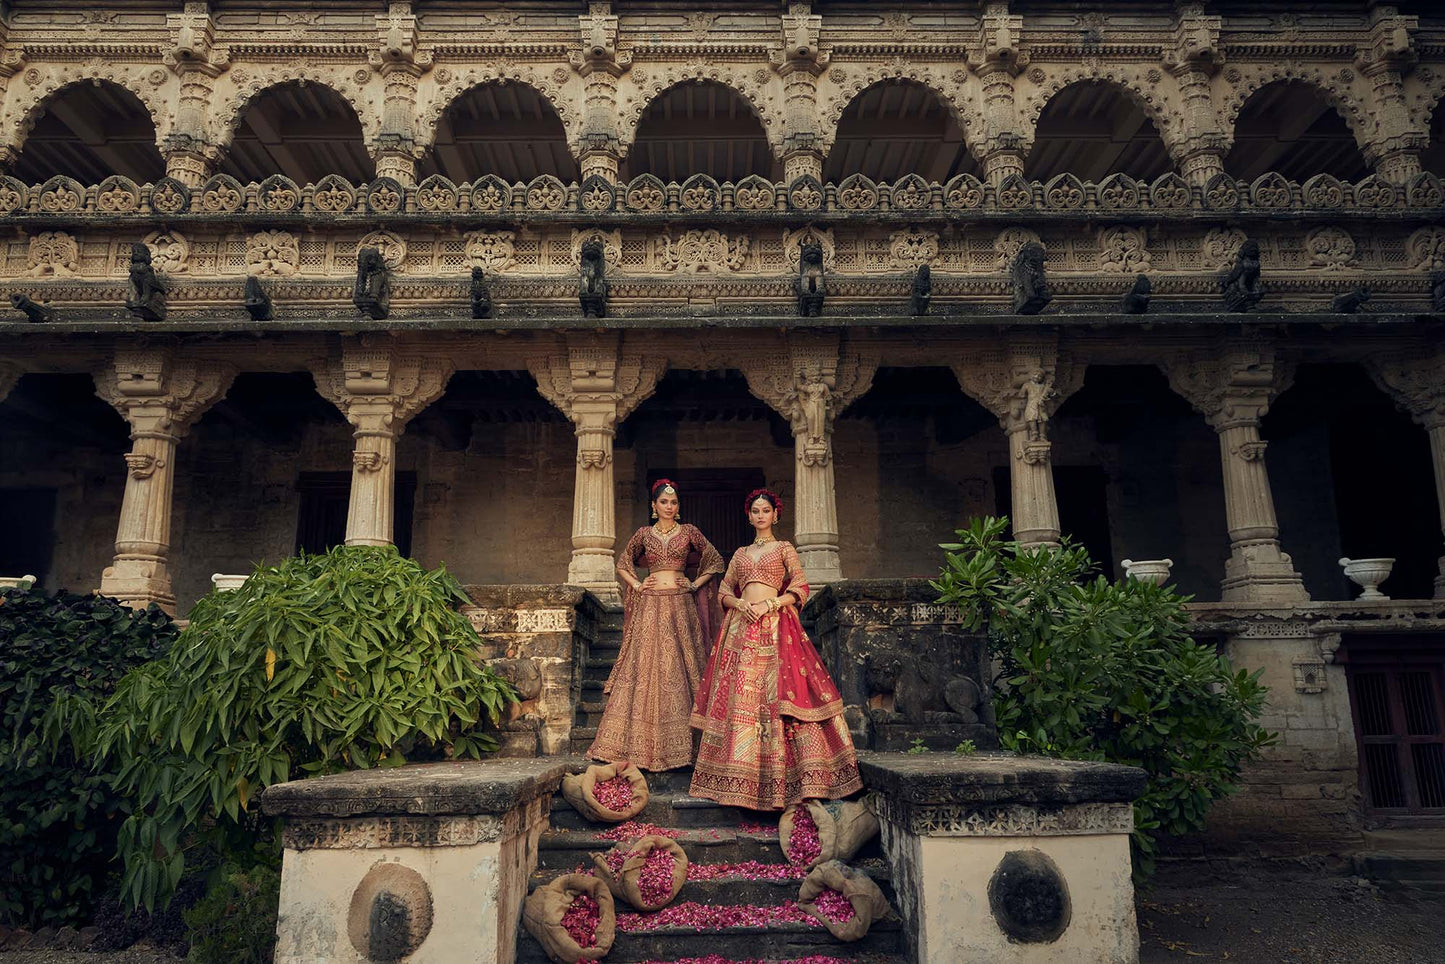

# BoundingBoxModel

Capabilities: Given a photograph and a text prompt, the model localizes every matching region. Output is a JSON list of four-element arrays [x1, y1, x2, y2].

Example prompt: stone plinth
[[805, 579, 997, 752], [860, 751, 1147, 964], [261, 759, 566, 964], [462, 585, 602, 756]]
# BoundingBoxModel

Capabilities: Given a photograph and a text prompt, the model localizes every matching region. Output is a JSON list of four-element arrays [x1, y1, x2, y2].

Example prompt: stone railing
[[3, 169, 1441, 224]]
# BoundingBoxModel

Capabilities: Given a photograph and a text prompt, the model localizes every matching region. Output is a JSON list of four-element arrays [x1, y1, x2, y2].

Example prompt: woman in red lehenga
[[587, 479, 725, 771], [690, 488, 863, 810]]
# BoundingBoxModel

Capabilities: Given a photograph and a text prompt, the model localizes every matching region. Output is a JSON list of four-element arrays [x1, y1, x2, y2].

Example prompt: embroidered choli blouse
[[617, 524, 725, 579], [719, 541, 811, 605]]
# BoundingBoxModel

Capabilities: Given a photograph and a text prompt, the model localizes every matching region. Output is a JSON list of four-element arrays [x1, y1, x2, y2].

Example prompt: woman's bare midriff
[[636, 569, 690, 590], [740, 581, 780, 604]]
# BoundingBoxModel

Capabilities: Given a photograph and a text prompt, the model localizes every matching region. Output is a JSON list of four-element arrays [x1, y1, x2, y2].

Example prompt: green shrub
[[0, 588, 177, 927], [932, 517, 1274, 882], [183, 864, 280, 964], [59, 545, 518, 912]]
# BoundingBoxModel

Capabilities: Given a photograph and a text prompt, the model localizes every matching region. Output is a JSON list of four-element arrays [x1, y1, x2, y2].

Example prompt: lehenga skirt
[[587, 585, 708, 771], [689, 608, 862, 810]]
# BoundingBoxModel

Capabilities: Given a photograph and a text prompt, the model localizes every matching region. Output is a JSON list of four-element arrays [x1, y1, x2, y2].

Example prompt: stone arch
[[821, 76, 984, 180], [2, 70, 173, 163], [619, 66, 784, 161], [1023, 78, 1175, 182], [1224, 77, 1371, 181], [211, 71, 378, 155], [1220, 69, 1371, 157], [1019, 69, 1183, 165], [417, 67, 582, 157], [418, 78, 579, 182], [818, 66, 985, 161]]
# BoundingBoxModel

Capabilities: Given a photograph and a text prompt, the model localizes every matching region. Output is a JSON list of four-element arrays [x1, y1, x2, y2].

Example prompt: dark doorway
[[1344, 636, 1445, 817], [992, 465, 1114, 578], [0, 488, 58, 585], [295, 472, 416, 557], [647, 468, 765, 562]]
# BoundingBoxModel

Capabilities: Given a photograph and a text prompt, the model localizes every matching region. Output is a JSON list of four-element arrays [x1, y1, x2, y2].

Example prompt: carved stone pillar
[[952, 339, 1082, 547], [774, 6, 827, 185], [1164, 3, 1227, 187], [369, 3, 431, 185], [530, 338, 664, 600], [969, 3, 1027, 187], [163, 3, 228, 188], [741, 335, 876, 583], [95, 351, 235, 613], [573, 7, 627, 185], [1164, 345, 1308, 603], [314, 348, 451, 547], [1356, 6, 1424, 183], [1366, 349, 1445, 597]]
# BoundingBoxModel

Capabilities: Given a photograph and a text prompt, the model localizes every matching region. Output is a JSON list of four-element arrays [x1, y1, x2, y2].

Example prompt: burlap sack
[[617, 835, 689, 911], [589, 843, 628, 900], [521, 873, 616, 963], [561, 761, 649, 822], [780, 798, 880, 868], [797, 859, 891, 943]]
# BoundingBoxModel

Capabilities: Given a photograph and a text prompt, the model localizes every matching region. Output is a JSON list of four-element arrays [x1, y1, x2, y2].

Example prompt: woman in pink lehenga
[[689, 488, 862, 810], [587, 479, 725, 771]]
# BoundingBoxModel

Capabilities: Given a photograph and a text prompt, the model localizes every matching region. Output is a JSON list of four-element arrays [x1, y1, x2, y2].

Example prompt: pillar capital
[[1162, 343, 1293, 431], [0, 359, 24, 404], [312, 347, 452, 437], [1365, 347, 1445, 430], [95, 349, 236, 440]]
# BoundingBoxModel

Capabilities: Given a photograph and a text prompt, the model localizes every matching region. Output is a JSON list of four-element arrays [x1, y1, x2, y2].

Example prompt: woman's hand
[[640, 573, 661, 590], [745, 599, 771, 623]]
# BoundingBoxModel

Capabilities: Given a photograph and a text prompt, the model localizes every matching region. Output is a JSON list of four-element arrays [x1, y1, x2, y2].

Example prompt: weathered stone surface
[[491, 658, 543, 701], [988, 849, 1072, 944], [858, 751, 1146, 807], [260, 759, 567, 818]]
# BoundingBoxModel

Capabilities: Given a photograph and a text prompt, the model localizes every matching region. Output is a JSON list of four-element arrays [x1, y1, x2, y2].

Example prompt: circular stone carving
[[987, 849, 1072, 944], [347, 863, 434, 961]]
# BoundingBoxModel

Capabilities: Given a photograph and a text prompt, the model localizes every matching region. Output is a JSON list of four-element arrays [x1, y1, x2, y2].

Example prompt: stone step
[[1354, 851, 1445, 892], [527, 858, 895, 907], [585, 655, 618, 675], [516, 912, 906, 963], [548, 791, 783, 831], [538, 827, 788, 870]]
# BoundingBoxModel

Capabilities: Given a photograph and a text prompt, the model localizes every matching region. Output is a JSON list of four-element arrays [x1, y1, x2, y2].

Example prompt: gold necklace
[[752, 534, 776, 546], [655, 521, 679, 535]]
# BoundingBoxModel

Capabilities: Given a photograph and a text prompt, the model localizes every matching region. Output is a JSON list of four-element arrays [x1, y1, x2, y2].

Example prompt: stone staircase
[[569, 605, 624, 754], [517, 765, 908, 964]]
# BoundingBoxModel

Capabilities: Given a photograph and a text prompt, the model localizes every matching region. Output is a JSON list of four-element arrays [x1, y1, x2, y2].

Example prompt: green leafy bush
[[0, 588, 177, 927], [59, 545, 517, 912], [932, 517, 1274, 881], [182, 864, 280, 964]]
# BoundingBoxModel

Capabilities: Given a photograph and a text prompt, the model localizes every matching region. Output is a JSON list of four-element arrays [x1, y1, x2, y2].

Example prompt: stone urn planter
[[0, 574, 36, 590], [1339, 558, 1395, 600], [1121, 559, 1173, 586], [211, 573, 248, 592]]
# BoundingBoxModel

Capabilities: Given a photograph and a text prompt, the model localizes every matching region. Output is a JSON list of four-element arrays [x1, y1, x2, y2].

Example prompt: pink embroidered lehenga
[[689, 540, 863, 809], [587, 523, 725, 771]]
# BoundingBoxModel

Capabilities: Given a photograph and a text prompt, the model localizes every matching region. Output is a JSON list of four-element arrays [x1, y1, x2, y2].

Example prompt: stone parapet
[[260, 759, 565, 964], [806, 578, 997, 751], [861, 751, 1146, 963]]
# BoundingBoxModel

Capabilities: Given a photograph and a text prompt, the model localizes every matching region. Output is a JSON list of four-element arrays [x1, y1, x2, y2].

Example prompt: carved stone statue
[[1016, 368, 1053, 442], [353, 246, 391, 320], [1331, 286, 1370, 314], [797, 379, 831, 465], [579, 239, 607, 318], [125, 242, 167, 321], [9, 293, 55, 323], [1122, 274, 1151, 314], [795, 242, 825, 317], [1010, 241, 1051, 314], [1220, 238, 1262, 312], [243, 275, 273, 321], [1431, 271, 1445, 313], [471, 266, 492, 319], [909, 264, 931, 317]]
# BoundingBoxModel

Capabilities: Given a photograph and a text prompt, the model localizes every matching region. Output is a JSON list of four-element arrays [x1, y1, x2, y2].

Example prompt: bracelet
[[766, 597, 780, 613]]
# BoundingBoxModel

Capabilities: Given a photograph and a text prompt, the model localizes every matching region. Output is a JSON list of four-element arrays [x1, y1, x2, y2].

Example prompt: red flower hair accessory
[[746, 487, 784, 513], [651, 478, 678, 498]]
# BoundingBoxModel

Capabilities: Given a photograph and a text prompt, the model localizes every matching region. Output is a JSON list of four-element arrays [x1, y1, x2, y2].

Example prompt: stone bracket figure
[[243, 275, 273, 321], [910, 264, 931, 317], [1331, 286, 1370, 314], [354, 246, 391, 320], [1011, 241, 1051, 314], [579, 239, 608, 318], [125, 242, 167, 321], [1220, 238, 1262, 312], [796, 242, 825, 317], [1122, 274, 1151, 314], [1015, 368, 1054, 442], [471, 266, 492, 319], [1430, 271, 1444, 313], [10, 293, 55, 323]]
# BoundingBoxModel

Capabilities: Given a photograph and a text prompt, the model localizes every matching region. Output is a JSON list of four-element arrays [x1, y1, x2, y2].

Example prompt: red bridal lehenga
[[689, 540, 863, 809], [587, 523, 725, 771]]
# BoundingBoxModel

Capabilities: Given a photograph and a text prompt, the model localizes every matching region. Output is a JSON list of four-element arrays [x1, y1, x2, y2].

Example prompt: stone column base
[[1221, 543, 1309, 603], [861, 753, 1146, 964], [262, 759, 566, 964]]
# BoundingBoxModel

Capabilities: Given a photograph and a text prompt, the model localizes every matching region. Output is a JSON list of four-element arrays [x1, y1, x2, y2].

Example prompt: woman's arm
[[615, 528, 646, 591]]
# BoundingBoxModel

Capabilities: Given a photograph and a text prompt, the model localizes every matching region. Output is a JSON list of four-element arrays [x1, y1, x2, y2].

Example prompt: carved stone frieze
[[27, 231, 79, 277], [874, 797, 1135, 838], [246, 230, 300, 276]]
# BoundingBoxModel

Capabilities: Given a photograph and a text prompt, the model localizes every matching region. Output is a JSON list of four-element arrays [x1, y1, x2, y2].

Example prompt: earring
[[676, 510, 682, 522], [651, 506, 658, 520]]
